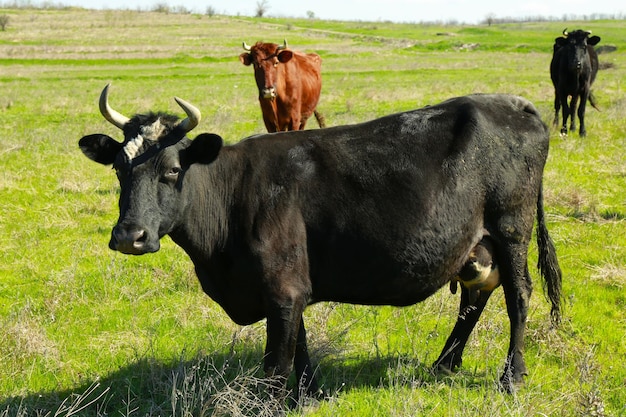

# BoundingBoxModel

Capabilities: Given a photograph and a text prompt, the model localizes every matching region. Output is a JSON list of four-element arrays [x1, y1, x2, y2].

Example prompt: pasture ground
[[0, 8, 625, 416]]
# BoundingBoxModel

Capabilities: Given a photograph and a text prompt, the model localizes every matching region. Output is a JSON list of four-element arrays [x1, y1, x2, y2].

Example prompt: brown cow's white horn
[[562, 28, 568, 37], [584, 30, 592, 35], [99, 83, 130, 130], [174, 97, 201, 133], [242, 41, 251, 51], [277, 39, 288, 50]]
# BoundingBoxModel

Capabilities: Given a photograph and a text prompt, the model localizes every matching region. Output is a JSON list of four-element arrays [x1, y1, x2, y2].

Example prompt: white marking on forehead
[[122, 120, 167, 161], [124, 134, 144, 161], [140, 119, 166, 140]]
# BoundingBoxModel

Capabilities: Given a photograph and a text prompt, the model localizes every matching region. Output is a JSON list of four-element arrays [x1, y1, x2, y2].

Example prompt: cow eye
[[164, 166, 182, 180]]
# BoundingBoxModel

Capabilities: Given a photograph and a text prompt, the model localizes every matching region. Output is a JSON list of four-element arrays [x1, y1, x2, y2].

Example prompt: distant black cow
[[79, 85, 562, 400], [550, 28, 601, 137]]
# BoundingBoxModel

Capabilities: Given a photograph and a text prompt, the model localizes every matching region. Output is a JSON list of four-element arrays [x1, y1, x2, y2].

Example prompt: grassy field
[[0, 8, 625, 416]]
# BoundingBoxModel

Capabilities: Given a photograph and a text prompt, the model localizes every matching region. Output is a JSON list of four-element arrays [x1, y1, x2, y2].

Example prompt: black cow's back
[[213, 94, 548, 307]]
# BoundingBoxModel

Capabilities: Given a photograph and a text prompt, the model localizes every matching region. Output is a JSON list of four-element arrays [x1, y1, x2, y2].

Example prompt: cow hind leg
[[497, 242, 533, 393], [433, 287, 493, 375], [297, 117, 308, 131], [314, 110, 326, 128]]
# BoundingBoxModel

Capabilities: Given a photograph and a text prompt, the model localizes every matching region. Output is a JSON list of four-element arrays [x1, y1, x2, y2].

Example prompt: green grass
[[1, 7, 625, 417]]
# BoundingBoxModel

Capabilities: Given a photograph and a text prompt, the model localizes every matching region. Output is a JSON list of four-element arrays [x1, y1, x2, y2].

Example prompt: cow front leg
[[434, 287, 492, 374], [288, 116, 302, 131], [569, 95, 579, 133], [499, 245, 532, 393], [264, 299, 307, 399], [294, 317, 323, 399], [577, 93, 588, 137], [262, 116, 279, 133], [559, 94, 570, 135], [553, 93, 560, 127]]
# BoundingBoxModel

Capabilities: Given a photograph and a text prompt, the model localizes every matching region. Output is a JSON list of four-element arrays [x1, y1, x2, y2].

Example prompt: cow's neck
[[169, 153, 239, 263]]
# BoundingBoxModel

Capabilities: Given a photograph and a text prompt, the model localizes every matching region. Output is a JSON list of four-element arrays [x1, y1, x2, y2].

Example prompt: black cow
[[79, 84, 562, 400], [550, 28, 601, 137]]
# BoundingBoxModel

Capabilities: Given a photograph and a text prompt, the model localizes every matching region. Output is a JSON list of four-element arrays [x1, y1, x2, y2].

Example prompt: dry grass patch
[[5, 315, 59, 360], [588, 263, 626, 288]]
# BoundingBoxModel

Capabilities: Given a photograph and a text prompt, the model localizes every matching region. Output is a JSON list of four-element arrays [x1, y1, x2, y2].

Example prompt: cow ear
[[588, 36, 601, 46], [186, 133, 223, 165], [277, 50, 293, 63], [554, 37, 567, 47], [239, 53, 252, 66], [78, 134, 123, 165]]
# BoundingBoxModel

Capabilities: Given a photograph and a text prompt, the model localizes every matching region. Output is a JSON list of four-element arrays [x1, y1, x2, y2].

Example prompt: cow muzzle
[[109, 225, 159, 255], [261, 87, 277, 100]]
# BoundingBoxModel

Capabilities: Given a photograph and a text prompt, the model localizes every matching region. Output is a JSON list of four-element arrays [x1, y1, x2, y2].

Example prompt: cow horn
[[277, 39, 288, 50], [174, 97, 201, 133], [584, 30, 592, 35], [562, 28, 568, 37], [99, 83, 130, 130], [242, 41, 251, 51]]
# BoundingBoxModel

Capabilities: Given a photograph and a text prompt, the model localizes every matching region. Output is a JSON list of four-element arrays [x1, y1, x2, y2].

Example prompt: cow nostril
[[132, 230, 146, 247], [111, 227, 149, 254]]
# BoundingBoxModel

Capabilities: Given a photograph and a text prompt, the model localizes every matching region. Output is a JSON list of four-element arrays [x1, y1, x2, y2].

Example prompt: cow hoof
[[499, 370, 525, 394], [436, 365, 455, 377], [310, 387, 326, 400], [296, 394, 322, 410], [499, 377, 522, 394], [286, 389, 323, 412], [433, 361, 459, 376], [271, 408, 287, 417], [299, 387, 325, 402]]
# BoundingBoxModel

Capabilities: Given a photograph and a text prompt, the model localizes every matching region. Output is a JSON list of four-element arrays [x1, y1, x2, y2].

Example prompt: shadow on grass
[[0, 348, 490, 416], [316, 352, 495, 396], [1, 347, 266, 417]]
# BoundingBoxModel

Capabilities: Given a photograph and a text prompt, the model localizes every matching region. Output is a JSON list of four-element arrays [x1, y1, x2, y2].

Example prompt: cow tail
[[588, 91, 601, 111], [536, 184, 563, 327], [314, 110, 327, 129]]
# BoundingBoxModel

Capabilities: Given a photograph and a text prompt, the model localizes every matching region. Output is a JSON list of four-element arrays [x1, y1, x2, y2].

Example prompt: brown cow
[[239, 40, 325, 132]]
